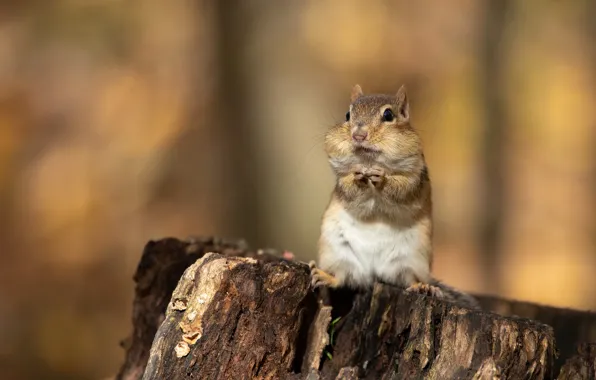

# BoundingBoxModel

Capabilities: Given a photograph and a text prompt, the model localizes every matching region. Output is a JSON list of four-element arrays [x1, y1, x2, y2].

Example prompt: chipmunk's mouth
[[353, 142, 381, 154]]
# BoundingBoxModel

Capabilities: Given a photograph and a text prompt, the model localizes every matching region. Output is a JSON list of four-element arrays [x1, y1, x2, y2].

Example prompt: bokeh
[[0, 1, 594, 379]]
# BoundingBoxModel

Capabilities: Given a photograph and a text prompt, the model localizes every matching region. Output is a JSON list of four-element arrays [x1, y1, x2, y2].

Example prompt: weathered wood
[[557, 343, 596, 380], [318, 285, 554, 379], [116, 236, 286, 380], [302, 304, 333, 374], [142, 252, 314, 379], [478, 295, 596, 374], [116, 237, 596, 380]]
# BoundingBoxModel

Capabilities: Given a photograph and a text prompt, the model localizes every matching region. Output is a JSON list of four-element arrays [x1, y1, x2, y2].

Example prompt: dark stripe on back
[[420, 164, 429, 184]]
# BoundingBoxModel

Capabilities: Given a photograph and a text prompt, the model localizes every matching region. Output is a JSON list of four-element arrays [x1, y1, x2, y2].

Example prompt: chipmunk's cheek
[[329, 155, 353, 172]]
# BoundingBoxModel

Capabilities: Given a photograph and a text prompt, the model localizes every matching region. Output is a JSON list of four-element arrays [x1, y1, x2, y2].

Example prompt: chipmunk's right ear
[[351, 84, 363, 102], [395, 85, 410, 123]]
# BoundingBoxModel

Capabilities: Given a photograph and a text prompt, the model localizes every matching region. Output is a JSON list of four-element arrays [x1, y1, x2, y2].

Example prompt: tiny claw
[[311, 277, 325, 289], [353, 164, 367, 183], [309, 262, 339, 289], [364, 167, 385, 185], [406, 283, 445, 298], [365, 167, 385, 177], [368, 175, 384, 184]]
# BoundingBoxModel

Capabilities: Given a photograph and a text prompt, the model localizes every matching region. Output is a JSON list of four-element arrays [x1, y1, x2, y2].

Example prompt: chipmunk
[[309, 84, 480, 310]]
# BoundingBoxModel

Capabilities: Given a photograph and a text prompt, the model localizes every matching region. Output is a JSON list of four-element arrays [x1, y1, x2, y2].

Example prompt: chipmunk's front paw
[[353, 164, 367, 184], [406, 283, 444, 298], [363, 166, 386, 186], [309, 260, 339, 289]]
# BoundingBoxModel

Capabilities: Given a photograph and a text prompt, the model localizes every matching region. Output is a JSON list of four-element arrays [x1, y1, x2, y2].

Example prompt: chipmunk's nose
[[352, 131, 368, 142]]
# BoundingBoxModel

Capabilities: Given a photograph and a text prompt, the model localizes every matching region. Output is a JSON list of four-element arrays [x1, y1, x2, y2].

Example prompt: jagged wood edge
[[116, 237, 596, 380]]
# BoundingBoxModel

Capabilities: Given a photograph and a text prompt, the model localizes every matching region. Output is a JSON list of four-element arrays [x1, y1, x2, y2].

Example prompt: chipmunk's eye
[[345, 111, 350, 121], [382, 108, 394, 122]]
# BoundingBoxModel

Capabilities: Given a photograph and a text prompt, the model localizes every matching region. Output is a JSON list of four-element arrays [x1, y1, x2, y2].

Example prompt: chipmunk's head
[[325, 84, 422, 165]]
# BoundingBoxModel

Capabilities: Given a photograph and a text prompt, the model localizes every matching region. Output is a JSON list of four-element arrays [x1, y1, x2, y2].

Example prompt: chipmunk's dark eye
[[382, 109, 394, 122], [345, 111, 350, 121]]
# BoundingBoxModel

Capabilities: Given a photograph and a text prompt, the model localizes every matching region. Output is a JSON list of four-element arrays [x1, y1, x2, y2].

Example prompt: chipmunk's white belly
[[320, 204, 430, 287]]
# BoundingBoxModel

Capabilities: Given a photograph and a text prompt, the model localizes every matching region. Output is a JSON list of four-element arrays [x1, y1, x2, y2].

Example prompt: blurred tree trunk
[[479, 0, 510, 293], [212, 0, 263, 246], [151, 0, 262, 243], [588, 0, 596, 269]]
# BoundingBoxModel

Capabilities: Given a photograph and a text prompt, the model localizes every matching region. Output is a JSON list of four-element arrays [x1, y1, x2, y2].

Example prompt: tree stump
[[116, 237, 596, 380]]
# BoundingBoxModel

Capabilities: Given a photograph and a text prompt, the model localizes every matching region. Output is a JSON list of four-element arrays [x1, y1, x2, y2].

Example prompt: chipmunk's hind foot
[[406, 282, 445, 298], [309, 260, 340, 289]]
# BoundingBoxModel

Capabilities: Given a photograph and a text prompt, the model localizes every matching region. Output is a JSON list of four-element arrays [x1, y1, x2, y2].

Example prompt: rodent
[[309, 84, 480, 310]]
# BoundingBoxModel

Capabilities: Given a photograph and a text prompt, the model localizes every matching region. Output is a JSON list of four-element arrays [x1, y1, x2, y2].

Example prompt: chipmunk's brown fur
[[309, 84, 480, 310], [325, 86, 432, 223]]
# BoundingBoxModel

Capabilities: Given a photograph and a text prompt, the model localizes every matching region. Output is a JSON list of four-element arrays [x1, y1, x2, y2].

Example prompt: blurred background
[[0, 0, 594, 379]]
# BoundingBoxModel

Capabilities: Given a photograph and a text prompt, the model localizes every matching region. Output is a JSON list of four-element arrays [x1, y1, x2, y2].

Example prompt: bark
[[142, 253, 314, 379], [318, 285, 553, 380], [557, 343, 596, 380], [117, 237, 596, 380], [116, 236, 283, 380], [477, 295, 596, 374]]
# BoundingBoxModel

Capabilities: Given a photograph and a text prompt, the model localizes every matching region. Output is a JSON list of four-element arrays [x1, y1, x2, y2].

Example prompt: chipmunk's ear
[[395, 85, 410, 123], [351, 84, 363, 102]]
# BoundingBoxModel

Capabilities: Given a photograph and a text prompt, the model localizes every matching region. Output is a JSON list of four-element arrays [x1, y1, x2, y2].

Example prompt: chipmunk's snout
[[352, 131, 368, 142]]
